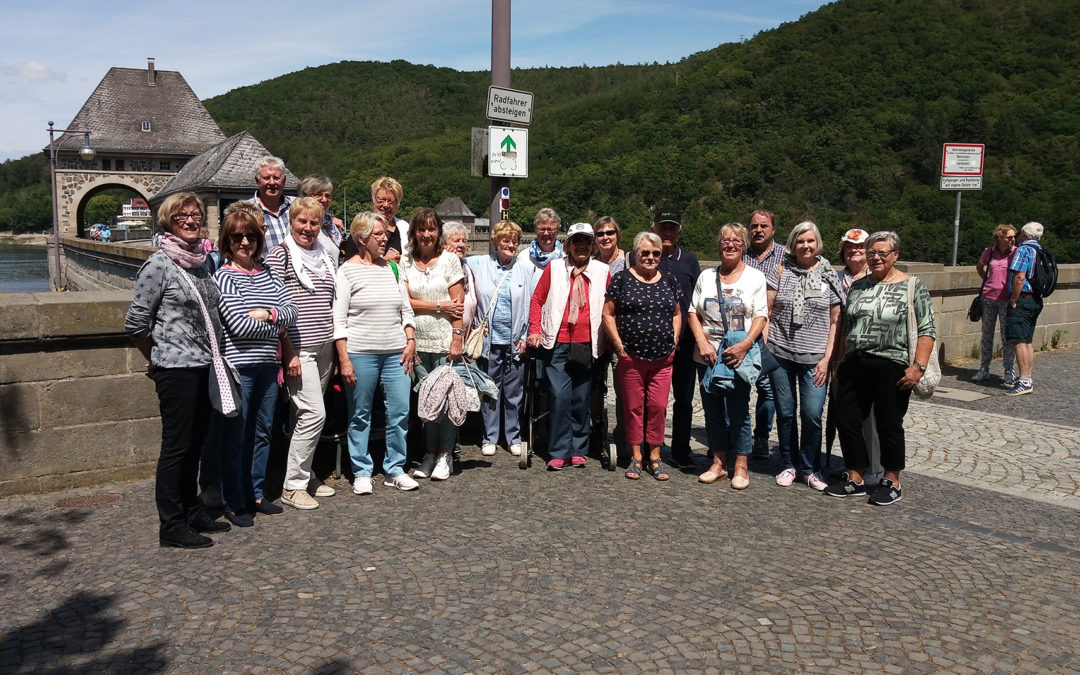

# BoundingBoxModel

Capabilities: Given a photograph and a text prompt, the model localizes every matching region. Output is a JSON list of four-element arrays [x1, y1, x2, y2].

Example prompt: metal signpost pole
[[952, 190, 962, 267], [490, 0, 511, 224], [47, 122, 95, 292]]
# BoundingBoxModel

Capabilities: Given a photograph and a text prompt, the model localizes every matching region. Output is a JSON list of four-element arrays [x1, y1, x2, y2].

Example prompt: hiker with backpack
[[1004, 221, 1056, 397]]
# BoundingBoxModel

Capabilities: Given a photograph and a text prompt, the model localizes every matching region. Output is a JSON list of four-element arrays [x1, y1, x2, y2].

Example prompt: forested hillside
[[4, 0, 1076, 263]]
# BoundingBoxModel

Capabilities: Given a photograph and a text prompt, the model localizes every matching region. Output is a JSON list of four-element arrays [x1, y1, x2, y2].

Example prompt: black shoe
[[225, 510, 255, 527], [823, 480, 868, 498], [252, 500, 284, 515], [671, 451, 695, 470], [868, 479, 902, 506], [751, 438, 771, 459], [160, 525, 213, 549], [189, 511, 232, 533]]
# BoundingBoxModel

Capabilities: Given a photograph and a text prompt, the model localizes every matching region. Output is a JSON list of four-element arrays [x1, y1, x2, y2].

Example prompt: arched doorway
[[74, 183, 152, 240]]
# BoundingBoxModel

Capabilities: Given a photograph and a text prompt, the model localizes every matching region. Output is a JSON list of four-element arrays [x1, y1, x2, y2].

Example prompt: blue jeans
[[220, 364, 279, 509], [770, 356, 827, 475], [346, 353, 411, 478], [698, 365, 753, 456], [754, 375, 774, 441], [542, 342, 592, 460]]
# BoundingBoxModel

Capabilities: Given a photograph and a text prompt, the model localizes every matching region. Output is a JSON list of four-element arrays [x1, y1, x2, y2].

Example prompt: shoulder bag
[[906, 277, 941, 400], [463, 266, 511, 361]]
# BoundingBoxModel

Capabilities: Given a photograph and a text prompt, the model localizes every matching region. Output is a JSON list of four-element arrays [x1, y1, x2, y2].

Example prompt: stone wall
[[59, 237, 153, 291], [0, 291, 160, 495]]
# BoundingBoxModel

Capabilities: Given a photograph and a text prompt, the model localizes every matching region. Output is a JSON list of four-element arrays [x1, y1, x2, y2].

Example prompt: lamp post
[[47, 121, 96, 291]]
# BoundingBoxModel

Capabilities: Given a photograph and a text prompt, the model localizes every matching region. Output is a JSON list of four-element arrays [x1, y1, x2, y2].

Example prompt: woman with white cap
[[527, 222, 610, 470]]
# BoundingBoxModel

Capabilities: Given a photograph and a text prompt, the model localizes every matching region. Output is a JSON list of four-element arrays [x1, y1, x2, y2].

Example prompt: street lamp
[[47, 121, 96, 291]]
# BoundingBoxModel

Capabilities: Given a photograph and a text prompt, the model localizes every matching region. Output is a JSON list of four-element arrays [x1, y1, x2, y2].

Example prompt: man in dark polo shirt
[[743, 209, 785, 459], [650, 207, 700, 468]]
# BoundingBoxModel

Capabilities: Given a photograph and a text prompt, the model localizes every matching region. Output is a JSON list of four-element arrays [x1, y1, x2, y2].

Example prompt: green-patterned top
[[842, 277, 935, 366]]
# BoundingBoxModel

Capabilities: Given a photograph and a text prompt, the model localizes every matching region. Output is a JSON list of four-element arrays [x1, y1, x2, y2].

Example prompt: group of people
[[128, 155, 962, 550]]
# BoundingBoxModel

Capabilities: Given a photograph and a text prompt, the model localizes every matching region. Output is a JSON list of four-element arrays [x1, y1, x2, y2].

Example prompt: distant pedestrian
[[1004, 222, 1048, 396], [973, 225, 1017, 385]]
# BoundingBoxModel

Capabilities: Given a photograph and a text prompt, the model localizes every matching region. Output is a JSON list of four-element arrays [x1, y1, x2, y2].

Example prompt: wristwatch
[[913, 362, 927, 372], [453, 329, 464, 335]]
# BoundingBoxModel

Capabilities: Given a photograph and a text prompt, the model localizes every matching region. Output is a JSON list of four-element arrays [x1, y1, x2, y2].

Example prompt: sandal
[[647, 459, 670, 481], [625, 459, 642, 480]]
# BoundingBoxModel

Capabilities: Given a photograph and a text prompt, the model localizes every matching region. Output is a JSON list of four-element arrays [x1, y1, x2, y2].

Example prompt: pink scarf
[[159, 233, 208, 269], [567, 265, 588, 324]]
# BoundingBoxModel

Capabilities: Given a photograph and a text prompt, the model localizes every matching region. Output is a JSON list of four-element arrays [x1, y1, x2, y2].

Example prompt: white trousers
[[283, 341, 334, 491]]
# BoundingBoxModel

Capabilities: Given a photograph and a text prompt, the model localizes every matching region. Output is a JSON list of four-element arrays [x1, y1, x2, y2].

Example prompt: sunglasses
[[229, 232, 259, 244], [639, 250, 662, 258], [595, 230, 617, 238]]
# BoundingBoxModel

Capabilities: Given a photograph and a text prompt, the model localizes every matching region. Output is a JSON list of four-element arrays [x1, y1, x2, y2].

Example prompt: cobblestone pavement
[[1, 350, 1078, 672]]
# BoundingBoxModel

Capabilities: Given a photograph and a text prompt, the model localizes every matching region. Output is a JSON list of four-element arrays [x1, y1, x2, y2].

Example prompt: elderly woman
[[528, 222, 609, 470], [593, 215, 626, 275], [826, 231, 935, 506], [372, 176, 408, 262], [603, 232, 682, 481], [298, 174, 345, 248], [467, 220, 536, 457], [837, 228, 869, 294], [126, 192, 230, 548], [213, 208, 298, 525], [687, 224, 769, 490], [518, 207, 563, 283], [335, 212, 418, 493], [766, 222, 842, 491], [265, 197, 339, 510], [443, 221, 477, 329], [402, 208, 464, 481], [973, 224, 1017, 384]]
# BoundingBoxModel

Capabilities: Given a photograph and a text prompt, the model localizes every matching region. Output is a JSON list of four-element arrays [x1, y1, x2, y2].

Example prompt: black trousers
[[834, 354, 910, 473], [669, 343, 697, 456], [152, 367, 212, 533]]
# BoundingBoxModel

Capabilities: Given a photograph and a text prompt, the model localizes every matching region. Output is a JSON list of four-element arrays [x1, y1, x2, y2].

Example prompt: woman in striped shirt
[[265, 197, 339, 511], [334, 212, 418, 495], [214, 208, 297, 525]]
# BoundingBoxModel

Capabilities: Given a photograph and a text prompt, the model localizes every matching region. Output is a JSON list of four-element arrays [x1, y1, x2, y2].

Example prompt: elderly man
[[519, 207, 564, 283], [248, 156, 293, 250], [649, 207, 700, 469], [1004, 222, 1048, 397], [743, 209, 785, 458]]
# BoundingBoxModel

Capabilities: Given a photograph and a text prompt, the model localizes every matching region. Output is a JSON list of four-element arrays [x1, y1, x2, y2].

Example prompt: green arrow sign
[[500, 135, 517, 152]]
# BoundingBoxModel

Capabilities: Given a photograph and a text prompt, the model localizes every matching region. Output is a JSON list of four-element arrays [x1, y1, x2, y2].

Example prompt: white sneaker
[[775, 467, 796, 487], [509, 444, 522, 456], [481, 443, 497, 456], [432, 452, 452, 481], [384, 473, 420, 491], [411, 453, 437, 479], [805, 472, 828, 491], [313, 483, 336, 497], [971, 369, 989, 382], [352, 476, 373, 495], [281, 488, 319, 510]]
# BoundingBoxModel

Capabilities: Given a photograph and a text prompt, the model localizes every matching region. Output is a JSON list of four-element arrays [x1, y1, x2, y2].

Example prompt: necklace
[[414, 253, 438, 276], [877, 270, 898, 284]]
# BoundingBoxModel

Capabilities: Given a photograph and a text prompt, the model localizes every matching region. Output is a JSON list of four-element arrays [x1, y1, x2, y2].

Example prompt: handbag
[[906, 277, 941, 400], [174, 260, 242, 417], [465, 267, 512, 361], [566, 342, 593, 370], [716, 267, 779, 376], [966, 295, 983, 322]]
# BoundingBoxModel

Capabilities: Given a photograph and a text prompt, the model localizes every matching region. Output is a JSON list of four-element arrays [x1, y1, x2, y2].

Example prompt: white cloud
[[0, 61, 66, 82]]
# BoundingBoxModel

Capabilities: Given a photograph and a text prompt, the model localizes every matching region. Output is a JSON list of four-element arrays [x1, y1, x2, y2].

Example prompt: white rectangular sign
[[488, 126, 528, 178], [941, 176, 983, 190], [487, 86, 534, 125], [942, 143, 985, 175]]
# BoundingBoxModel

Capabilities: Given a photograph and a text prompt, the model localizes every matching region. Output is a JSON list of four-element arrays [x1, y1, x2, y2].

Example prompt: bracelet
[[407, 337, 416, 342], [436, 301, 441, 313]]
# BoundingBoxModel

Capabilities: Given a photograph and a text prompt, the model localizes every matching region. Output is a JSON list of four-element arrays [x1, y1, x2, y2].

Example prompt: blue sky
[[0, 0, 828, 162]]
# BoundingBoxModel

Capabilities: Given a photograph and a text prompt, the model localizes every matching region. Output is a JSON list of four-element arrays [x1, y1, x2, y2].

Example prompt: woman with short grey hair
[[298, 174, 344, 247], [766, 221, 842, 491]]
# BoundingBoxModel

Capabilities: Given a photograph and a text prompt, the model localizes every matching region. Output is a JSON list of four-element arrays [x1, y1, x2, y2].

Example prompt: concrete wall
[[0, 291, 160, 495]]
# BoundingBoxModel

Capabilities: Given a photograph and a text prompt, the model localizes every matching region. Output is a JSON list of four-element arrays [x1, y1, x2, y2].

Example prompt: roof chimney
[[147, 58, 156, 86]]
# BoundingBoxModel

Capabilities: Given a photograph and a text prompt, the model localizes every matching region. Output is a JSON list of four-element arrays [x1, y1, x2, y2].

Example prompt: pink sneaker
[[570, 456, 587, 467], [775, 467, 796, 487], [546, 458, 565, 471]]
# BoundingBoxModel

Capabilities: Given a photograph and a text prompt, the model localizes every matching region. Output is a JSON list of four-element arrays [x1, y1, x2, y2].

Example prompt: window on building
[[159, 160, 170, 171], [115, 159, 124, 171], [101, 159, 111, 171], [141, 121, 151, 132]]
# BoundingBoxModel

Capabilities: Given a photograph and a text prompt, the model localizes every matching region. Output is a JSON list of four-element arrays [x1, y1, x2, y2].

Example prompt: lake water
[[0, 244, 51, 293]]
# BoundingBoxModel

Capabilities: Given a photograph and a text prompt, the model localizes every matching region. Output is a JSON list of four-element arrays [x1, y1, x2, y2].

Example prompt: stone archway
[[57, 170, 172, 237], [74, 182, 153, 238]]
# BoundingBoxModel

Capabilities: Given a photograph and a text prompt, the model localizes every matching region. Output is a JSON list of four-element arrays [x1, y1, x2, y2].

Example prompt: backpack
[[1029, 245, 1058, 298]]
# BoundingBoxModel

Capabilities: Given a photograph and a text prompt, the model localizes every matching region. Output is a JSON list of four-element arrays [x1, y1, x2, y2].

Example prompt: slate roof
[[56, 66, 225, 156], [154, 131, 299, 198], [435, 196, 477, 219]]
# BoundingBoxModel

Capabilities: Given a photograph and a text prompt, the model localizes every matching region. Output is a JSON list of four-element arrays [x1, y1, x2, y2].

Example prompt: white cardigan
[[536, 257, 609, 358]]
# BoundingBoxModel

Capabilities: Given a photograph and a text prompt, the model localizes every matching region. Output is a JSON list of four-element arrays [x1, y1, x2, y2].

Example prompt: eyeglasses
[[639, 250, 662, 258], [173, 212, 203, 223], [374, 197, 398, 207], [229, 232, 258, 244], [719, 238, 744, 248], [595, 230, 617, 238], [866, 249, 896, 258]]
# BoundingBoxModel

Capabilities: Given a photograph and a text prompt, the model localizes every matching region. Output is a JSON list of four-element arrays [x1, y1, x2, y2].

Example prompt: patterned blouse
[[843, 277, 935, 366], [606, 270, 680, 361]]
